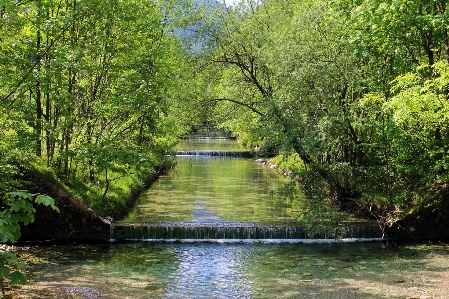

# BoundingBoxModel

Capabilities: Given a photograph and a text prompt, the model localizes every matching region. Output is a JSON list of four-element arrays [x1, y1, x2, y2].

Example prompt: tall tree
[[0, 0, 192, 208]]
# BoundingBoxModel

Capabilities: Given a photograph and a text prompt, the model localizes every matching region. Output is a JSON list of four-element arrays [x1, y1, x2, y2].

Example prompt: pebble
[[59, 287, 101, 299], [0, 244, 17, 252]]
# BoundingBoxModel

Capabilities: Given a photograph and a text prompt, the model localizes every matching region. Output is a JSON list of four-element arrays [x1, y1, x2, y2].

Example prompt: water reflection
[[24, 242, 449, 298], [163, 245, 252, 299], [119, 139, 304, 224], [192, 198, 223, 222]]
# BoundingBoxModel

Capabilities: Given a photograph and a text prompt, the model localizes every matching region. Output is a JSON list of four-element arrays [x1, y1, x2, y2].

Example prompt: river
[[13, 136, 449, 298], [19, 241, 449, 298], [116, 137, 300, 224]]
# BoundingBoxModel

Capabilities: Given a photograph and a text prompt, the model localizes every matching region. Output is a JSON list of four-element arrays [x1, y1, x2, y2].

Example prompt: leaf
[[8, 191, 34, 200], [36, 195, 60, 212], [0, 230, 17, 243], [0, 265, 10, 278], [21, 213, 35, 226], [10, 271, 27, 285], [10, 200, 27, 212]]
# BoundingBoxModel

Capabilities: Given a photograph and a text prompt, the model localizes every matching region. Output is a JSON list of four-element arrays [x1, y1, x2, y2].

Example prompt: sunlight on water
[[25, 242, 449, 299]]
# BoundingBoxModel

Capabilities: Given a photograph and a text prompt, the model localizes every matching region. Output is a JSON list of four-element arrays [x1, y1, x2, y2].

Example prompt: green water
[[20, 137, 449, 298], [174, 138, 246, 151], [118, 139, 303, 224], [26, 242, 449, 298]]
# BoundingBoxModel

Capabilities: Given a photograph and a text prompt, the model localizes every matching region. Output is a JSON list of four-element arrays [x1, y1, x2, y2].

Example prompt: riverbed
[[10, 241, 449, 298]]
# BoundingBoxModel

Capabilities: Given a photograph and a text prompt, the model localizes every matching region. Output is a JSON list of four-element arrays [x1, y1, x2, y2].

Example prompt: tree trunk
[[443, 29, 449, 63], [138, 114, 146, 146], [35, 30, 42, 157]]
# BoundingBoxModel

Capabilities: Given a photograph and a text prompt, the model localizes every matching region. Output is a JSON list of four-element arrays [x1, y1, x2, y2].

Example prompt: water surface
[[19, 137, 449, 298], [118, 139, 303, 224], [25, 242, 449, 299]]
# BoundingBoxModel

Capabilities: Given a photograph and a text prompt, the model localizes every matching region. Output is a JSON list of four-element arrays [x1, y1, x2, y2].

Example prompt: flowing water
[[22, 241, 449, 298], [117, 138, 299, 224], [15, 136, 449, 298], [114, 137, 380, 242]]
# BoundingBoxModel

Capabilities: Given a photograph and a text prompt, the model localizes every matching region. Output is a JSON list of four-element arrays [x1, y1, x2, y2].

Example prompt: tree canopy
[[1, 0, 449, 235], [184, 0, 449, 226], [0, 0, 197, 213]]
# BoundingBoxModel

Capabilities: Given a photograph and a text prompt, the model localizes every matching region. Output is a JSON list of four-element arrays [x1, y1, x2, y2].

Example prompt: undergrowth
[[28, 156, 173, 218]]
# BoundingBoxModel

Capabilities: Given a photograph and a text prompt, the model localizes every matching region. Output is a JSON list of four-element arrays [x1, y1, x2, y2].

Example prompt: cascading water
[[20, 132, 448, 299], [112, 135, 382, 243], [168, 150, 254, 157], [111, 222, 382, 242]]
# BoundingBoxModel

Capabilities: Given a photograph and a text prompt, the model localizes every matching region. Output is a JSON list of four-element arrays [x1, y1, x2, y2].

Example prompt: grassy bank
[[27, 155, 175, 220], [7, 154, 176, 242]]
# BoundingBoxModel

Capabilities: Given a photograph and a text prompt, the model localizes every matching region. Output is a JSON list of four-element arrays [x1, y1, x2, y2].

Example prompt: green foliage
[[0, 0, 448, 243], [271, 152, 306, 177], [388, 62, 449, 129], [0, 252, 27, 284], [1, 191, 59, 296], [384, 61, 449, 205], [0, 0, 192, 217], [186, 0, 449, 225], [1, 191, 59, 244]]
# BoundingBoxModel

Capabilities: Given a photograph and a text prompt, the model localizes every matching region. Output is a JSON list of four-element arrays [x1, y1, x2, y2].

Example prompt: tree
[[188, 0, 449, 226], [0, 0, 193, 212], [192, 0, 371, 201]]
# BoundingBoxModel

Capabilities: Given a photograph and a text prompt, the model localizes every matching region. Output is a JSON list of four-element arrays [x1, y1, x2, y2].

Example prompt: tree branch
[[0, 0, 106, 107], [211, 98, 264, 116]]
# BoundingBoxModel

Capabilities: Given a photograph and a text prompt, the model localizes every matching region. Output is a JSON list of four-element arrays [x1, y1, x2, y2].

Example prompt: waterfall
[[123, 136, 383, 244], [110, 222, 382, 243], [167, 150, 254, 158]]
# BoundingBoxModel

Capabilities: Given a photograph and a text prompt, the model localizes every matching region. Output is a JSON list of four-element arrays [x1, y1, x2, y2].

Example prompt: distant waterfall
[[169, 150, 254, 158]]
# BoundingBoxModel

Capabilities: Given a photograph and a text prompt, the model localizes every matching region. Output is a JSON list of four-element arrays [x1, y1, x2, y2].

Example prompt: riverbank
[[258, 155, 449, 242], [16, 159, 174, 242]]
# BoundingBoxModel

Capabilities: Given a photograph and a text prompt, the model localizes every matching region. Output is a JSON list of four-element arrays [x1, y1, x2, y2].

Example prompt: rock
[[100, 216, 113, 225]]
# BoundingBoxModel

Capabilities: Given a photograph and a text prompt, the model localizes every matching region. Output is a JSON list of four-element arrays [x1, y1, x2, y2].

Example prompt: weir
[[169, 150, 254, 158], [110, 223, 382, 243], [116, 135, 383, 243]]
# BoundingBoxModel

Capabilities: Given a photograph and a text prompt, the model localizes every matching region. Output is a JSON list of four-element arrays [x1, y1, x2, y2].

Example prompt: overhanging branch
[[211, 98, 264, 116]]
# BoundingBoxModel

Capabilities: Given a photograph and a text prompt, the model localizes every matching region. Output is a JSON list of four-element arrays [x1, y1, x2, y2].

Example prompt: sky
[[223, 0, 240, 6]]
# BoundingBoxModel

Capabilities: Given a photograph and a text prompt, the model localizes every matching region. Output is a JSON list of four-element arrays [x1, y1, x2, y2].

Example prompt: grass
[[64, 166, 158, 217], [27, 155, 173, 218]]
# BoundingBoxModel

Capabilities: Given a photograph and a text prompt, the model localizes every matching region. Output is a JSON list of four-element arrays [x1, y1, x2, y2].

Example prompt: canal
[[13, 136, 449, 298]]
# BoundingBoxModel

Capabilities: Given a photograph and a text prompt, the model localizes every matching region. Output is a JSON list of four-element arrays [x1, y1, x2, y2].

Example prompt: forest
[[1, 0, 449, 246]]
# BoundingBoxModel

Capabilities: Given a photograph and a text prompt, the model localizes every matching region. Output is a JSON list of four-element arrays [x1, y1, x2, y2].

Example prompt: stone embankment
[[256, 158, 294, 178]]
